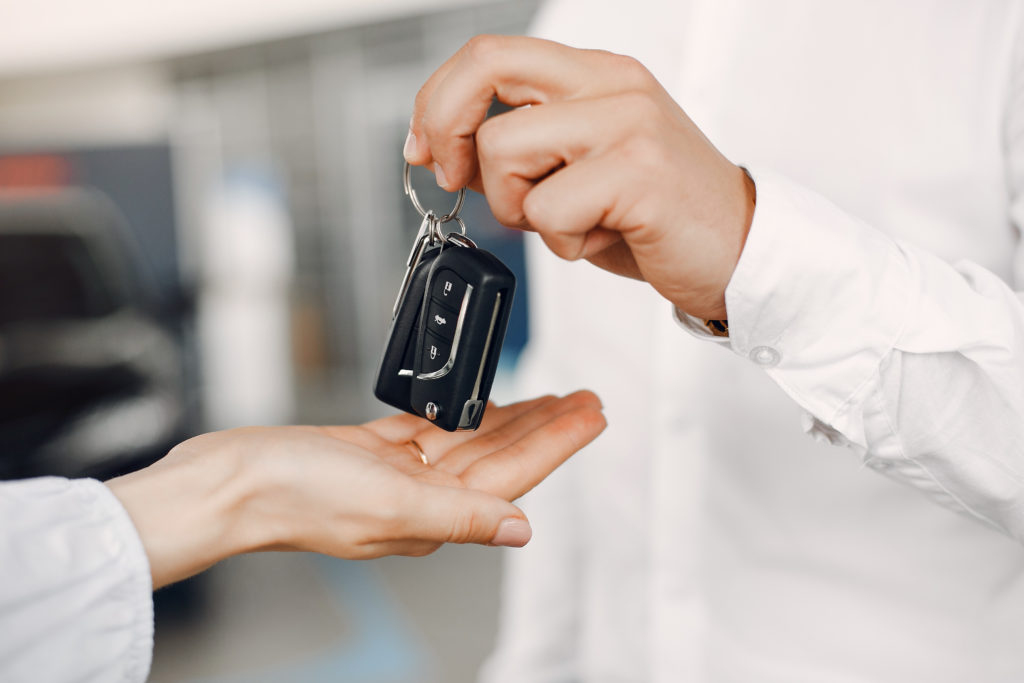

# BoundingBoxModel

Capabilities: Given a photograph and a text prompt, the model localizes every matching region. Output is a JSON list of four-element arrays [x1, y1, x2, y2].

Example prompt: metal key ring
[[404, 161, 465, 223], [432, 216, 470, 247]]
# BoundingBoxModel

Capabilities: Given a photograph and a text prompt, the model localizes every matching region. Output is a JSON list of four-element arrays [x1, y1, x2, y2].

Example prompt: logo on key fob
[[373, 162, 516, 432]]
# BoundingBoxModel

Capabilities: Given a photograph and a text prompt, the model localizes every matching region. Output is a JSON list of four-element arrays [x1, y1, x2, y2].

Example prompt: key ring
[[432, 216, 473, 246], [404, 161, 465, 224]]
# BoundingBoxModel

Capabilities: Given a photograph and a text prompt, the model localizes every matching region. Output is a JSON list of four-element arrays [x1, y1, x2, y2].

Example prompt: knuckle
[[613, 111, 668, 165], [521, 188, 549, 227], [421, 109, 445, 142], [610, 53, 656, 89], [485, 189, 526, 228], [493, 205, 527, 229], [475, 116, 508, 160], [465, 34, 503, 63], [542, 233, 585, 262]]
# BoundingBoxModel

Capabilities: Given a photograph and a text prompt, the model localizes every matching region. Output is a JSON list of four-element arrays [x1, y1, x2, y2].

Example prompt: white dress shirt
[[482, 1, 1024, 681], [0, 477, 153, 683]]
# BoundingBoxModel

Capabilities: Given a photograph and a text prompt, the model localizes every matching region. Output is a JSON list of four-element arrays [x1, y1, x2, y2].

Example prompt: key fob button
[[426, 300, 457, 341], [420, 332, 451, 375], [431, 269, 467, 311]]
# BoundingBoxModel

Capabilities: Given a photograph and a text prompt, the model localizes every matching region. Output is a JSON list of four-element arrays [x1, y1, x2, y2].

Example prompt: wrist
[[106, 432, 265, 589], [689, 164, 756, 320]]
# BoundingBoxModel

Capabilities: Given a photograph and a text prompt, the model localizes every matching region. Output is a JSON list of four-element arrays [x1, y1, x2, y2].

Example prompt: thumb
[[407, 482, 533, 547]]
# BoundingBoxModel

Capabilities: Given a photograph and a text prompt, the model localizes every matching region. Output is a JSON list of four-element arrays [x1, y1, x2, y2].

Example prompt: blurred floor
[[150, 544, 502, 683]]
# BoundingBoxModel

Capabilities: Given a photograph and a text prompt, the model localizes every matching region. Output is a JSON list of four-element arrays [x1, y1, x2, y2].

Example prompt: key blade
[[406, 214, 433, 266], [392, 236, 426, 316]]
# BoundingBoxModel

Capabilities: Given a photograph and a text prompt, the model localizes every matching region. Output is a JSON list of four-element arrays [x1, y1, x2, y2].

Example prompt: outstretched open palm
[[130, 390, 605, 583]]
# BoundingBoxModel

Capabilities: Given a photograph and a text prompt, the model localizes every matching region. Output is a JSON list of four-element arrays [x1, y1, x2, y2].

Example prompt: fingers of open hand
[[380, 483, 528, 550], [301, 475, 524, 559], [404, 393, 559, 462], [429, 390, 599, 477], [346, 395, 568, 476], [458, 393, 607, 501]]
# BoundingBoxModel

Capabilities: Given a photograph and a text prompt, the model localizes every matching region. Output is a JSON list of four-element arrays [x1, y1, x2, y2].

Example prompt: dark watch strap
[[703, 319, 730, 337]]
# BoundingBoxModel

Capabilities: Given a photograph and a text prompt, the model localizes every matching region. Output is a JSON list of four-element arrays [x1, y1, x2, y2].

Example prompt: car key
[[373, 162, 516, 431], [410, 232, 515, 431]]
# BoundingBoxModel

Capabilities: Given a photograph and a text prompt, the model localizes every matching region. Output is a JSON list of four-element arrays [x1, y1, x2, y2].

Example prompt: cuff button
[[749, 345, 781, 367]]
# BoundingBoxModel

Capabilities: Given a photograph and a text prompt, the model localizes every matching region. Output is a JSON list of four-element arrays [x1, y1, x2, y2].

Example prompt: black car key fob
[[411, 236, 514, 431], [373, 163, 516, 431]]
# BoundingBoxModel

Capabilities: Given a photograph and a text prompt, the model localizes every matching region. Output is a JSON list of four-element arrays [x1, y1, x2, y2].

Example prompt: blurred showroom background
[[0, 0, 541, 681]]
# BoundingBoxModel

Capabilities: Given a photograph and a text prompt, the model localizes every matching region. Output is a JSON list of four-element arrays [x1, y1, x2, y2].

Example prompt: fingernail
[[491, 518, 532, 547], [403, 128, 417, 161], [434, 162, 448, 189]]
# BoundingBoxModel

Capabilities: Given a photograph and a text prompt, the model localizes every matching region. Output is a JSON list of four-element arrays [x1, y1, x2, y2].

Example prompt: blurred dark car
[[0, 188, 191, 481]]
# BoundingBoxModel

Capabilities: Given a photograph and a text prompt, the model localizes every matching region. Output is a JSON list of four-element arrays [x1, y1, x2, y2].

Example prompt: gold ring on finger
[[408, 439, 430, 466]]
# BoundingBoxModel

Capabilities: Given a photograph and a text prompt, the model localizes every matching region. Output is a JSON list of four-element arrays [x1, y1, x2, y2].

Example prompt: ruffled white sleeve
[[0, 477, 153, 683]]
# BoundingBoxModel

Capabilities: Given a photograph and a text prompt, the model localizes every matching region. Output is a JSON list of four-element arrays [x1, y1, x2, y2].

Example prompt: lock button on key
[[431, 269, 467, 310]]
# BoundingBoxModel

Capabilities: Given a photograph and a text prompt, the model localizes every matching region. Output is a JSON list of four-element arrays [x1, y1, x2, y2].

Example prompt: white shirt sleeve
[[674, 34, 1024, 539], [673, 12, 1024, 542], [0, 477, 154, 683]]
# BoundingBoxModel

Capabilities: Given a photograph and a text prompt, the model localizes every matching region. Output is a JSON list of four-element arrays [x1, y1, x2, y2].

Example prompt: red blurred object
[[0, 155, 71, 190]]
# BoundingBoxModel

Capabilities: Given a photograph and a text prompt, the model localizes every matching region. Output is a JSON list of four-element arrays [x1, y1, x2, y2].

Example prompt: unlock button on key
[[420, 331, 451, 375]]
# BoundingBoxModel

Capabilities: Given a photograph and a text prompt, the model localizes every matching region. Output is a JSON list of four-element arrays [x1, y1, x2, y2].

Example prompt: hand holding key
[[403, 35, 756, 321]]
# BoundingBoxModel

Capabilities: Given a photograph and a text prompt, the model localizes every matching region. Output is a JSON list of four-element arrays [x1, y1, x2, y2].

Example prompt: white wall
[[0, 0, 489, 78], [0, 66, 172, 148]]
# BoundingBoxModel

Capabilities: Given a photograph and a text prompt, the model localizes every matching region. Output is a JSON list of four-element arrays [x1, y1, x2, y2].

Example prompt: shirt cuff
[[676, 167, 914, 446], [672, 307, 732, 345], [0, 477, 154, 683]]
